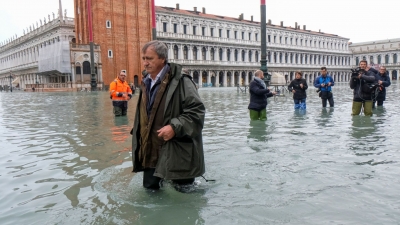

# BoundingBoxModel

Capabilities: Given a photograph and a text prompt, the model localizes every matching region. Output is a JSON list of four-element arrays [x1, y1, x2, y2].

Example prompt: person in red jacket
[[109, 70, 132, 116]]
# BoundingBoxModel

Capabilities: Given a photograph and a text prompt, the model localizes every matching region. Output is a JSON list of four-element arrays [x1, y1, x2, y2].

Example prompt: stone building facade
[[156, 5, 353, 87], [73, 0, 152, 87], [350, 38, 400, 80]]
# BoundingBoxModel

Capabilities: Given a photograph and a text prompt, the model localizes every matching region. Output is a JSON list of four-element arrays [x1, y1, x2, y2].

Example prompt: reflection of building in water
[[350, 38, 400, 80]]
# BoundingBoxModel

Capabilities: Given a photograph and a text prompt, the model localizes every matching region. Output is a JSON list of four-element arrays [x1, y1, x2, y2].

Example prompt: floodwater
[[1, 82, 400, 225]]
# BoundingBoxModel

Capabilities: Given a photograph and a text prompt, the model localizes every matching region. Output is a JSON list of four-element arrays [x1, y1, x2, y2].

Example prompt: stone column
[[223, 71, 227, 87], [231, 71, 235, 86], [215, 48, 220, 61], [215, 72, 220, 87], [245, 49, 249, 63], [207, 71, 211, 85], [179, 44, 184, 60], [223, 48, 227, 61], [198, 70, 203, 87], [245, 72, 249, 86], [188, 45, 193, 60]]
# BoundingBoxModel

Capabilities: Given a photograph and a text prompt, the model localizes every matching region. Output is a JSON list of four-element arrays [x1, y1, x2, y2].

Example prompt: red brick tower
[[74, 0, 152, 86]]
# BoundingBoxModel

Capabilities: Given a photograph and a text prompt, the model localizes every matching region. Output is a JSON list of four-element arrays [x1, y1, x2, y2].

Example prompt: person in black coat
[[373, 66, 391, 107], [288, 71, 308, 109], [350, 60, 376, 116], [248, 70, 276, 120]]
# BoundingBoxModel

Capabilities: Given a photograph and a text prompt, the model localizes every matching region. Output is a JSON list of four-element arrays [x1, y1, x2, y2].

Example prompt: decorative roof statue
[[23, 29, 25, 35], [52, 12, 55, 20], [36, 22, 38, 28], [40, 19, 42, 26], [48, 14, 50, 22], [64, 9, 67, 18], [44, 17, 46, 24]]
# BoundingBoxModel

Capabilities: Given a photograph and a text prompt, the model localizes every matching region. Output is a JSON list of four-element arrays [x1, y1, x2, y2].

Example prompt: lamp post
[[260, 0, 271, 86]]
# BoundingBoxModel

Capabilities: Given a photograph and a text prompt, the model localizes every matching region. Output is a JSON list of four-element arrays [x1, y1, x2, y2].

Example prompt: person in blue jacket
[[314, 67, 334, 107], [248, 70, 276, 120], [373, 66, 391, 107], [288, 71, 308, 110]]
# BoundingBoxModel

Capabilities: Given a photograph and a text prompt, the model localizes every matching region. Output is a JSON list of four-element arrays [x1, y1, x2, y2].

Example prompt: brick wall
[[74, 0, 152, 86]]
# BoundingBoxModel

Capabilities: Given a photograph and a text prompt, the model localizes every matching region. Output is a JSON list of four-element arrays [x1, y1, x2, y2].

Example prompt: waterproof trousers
[[294, 99, 306, 110], [113, 106, 127, 116], [143, 168, 195, 190], [352, 101, 373, 116], [372, 100, 384, 108], [249, 109, 267, 121]]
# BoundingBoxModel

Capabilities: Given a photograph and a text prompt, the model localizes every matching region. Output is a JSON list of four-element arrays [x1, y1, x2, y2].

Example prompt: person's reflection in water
[[349, 116, 378, 161], [111, 116, 130, 144], [248, 120, 268, 151]]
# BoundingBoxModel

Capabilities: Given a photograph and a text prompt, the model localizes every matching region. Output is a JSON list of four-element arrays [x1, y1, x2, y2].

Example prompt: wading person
[[248, 70, 276, 121], [314, 67, 334, 107], [350, 60, 376, 116], [288, 71, 308, 110], [131, 40, 206, 191], [373, 66, 391, 107], [109, 70, 132, 116]]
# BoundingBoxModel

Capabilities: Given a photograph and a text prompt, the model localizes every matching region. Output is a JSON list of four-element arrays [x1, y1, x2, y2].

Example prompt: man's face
[[142, 47, 165, 76], [359, 62, 367, 70], [379, 68, 386, 75], [295, 74, 301, 79], [118, 72, 126, 82], [321, 69, 327, 76], [258, 72, 264, 79]]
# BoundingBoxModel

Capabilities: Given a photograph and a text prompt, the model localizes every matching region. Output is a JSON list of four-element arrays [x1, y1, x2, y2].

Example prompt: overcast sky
[[1, 0, 399, 44]]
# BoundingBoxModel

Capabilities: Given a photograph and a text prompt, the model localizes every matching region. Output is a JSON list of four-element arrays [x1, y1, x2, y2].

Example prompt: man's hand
[[321, 83, 325, 87], [300, 83, 304, 88], [358, 74, 362, 79], [292, 90, 296, 93], [327, 82, 331, 86], [157, 125, 175, 141], [378, 80, 383, 85]]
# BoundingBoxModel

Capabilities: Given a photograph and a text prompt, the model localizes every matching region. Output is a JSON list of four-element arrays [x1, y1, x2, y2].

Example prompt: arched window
[[106, 20, 111, 28], [173, 45, 178, 59], [193, 47, 198, 60], [356, 57, 359, 65], [370, 56, 374, 64], [393, 54, 397, 63], [234, 49, 238, 61], [249, 50, 252, 62], [285, 53, 288, 63], [385, 54, 389, 64], [183, 46, 188, 59], [273, 52, 277, 62], [267, 51, 270, 62], [76, 66, 81, 74], [362, 56, 366, 61], [279, 52, 283, 63], [241, 50, 245, 62], [255, 51, 259, 62], [377, 55, 381, 64], [83, 61, 91, 74], [202, 47, 206, 60], [295, 54, 298, 64], [227, 49, 231, 61], [219, 48, 223, 61], [210, 48, 215, 61]]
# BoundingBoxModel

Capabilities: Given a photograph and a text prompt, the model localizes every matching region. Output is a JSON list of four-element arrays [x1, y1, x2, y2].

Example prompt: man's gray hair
[[254, 70, 263, 77], [142, 40, 168, 63]]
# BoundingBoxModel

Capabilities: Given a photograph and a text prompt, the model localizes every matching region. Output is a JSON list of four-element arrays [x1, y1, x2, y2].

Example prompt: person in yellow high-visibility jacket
[[109, 70, 132, 116]]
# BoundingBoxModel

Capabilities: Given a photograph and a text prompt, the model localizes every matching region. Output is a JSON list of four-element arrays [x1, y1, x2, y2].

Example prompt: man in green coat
[[131, 40, 206, 190]]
